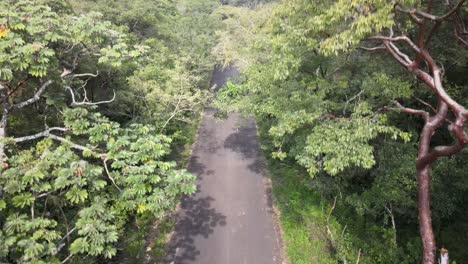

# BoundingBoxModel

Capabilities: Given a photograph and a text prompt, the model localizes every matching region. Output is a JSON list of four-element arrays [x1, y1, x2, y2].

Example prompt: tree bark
[[417, 166, 436, 264]]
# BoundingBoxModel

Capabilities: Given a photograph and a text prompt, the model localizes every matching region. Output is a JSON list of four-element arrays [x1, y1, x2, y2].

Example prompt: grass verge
[[261, 152, 336, 264], [256, 122, 335, 264]]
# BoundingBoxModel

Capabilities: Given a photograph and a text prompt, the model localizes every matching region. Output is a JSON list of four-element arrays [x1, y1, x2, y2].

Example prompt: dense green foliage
[[0, 0, 218, 262], [2, 0, 468, 263], [215, 1, 468, 263]]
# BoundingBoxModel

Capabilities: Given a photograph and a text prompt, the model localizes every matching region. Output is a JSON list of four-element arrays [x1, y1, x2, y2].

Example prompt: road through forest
[[164, 65, 283, 264]]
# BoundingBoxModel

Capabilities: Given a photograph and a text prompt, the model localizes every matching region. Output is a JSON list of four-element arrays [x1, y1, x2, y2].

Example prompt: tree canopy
[[2, 0, 468, 263], [0, 0, 218, 262], [215, 0, 468, 263]]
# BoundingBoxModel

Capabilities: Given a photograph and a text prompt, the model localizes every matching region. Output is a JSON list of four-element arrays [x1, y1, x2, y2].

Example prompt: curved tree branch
[[395, 0, 467, 22], [11, 80, 53, 110], [14, 127, 70, 143], [14, 127, 105, 159], [65, 86, 116, 106], [390, 100, 430, 121]]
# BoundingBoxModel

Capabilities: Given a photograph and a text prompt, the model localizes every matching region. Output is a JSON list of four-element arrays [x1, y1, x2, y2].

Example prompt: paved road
[[164, 65, 283, 264]]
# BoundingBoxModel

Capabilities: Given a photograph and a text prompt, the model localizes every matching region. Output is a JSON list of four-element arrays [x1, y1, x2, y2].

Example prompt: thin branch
[[36, 191, 54, 198], [159, 78, 184, 134], [455, 30, 468, 47], [395, 5, 424, 24], [103, 158, 121, 192], [356, 249, 362, 264], [59, 227, 77, 244], [57, 205, 72, 246], [7, 77, 30, 97], [384, 204, 397, 245], [414, 96, 437, 113], [395, 0, 467, 21], [390, 100, 430, 121], [382, 41, 411, 68], [14, 127, 70, 143], [358, 45, 386, 51], [388, 42, 413, 64], [61, 254, 73, 264], [48, 134, 104, 158], [369, 35, 421, 54], [343, 90, 363, 115], [14, 128, 105, 158], [326, 196, 338, 247], [425, 21, 442, 45], [431, 68, 467, 114], [65, 86, 116, 106], [11, 80, 53, 110], [71, 71, 99, 79], [31, 201, 34, 220]]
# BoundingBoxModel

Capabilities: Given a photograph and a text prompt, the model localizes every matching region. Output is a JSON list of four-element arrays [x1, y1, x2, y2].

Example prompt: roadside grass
[[266, 159, 335, 264], [257, 120, 368, 264], [257, 123, 336, 263]]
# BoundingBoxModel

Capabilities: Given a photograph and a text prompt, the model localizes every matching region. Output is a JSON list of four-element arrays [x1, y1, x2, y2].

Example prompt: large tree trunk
[[418, 166, 436, 264]]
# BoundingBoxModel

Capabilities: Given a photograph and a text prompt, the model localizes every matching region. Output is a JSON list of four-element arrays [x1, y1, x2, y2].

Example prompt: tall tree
[[309, 1, 468, 262]]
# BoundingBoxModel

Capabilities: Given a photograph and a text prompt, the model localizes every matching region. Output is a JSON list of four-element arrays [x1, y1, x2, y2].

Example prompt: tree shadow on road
[[164, 153, 227, 264], [223, 119, 257, 158], [164, 195, 227, 264], [223, 118, 267, 174]]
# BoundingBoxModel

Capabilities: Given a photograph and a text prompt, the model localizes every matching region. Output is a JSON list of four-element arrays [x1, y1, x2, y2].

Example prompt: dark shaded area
[[164, 154, 227, 264], [188, 156, 206, 181], [209, 64, 239, 92], [223, 119, 257, 159], [223, 119, 266, 174], [164, 196, 227, 264]]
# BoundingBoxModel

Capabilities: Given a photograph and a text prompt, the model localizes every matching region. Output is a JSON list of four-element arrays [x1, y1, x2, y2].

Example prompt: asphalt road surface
[[164, 65, 283, 264]]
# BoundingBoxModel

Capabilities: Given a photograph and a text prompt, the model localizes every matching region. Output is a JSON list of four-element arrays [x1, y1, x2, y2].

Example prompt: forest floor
[[163, 65, 284, 264]]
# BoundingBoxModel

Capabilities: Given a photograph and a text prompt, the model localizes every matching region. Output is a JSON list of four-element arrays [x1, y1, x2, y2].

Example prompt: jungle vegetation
[[0, 0, 218, 262], [215, 0, 468, 263], [1, 0, 468, 264]]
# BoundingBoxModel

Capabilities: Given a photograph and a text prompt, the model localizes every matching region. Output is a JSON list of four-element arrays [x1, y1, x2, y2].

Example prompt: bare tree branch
[[395, 0, 467, 22], [358, 45, 386, 51], [65, 86, 116, 106], [61, 254, 74, 264], [388, 42, 413, 64], [47, 134, 104, 158], [14, 127, 105, 159], [390, 100, 430, 121], [326, 196, 338, 248], [382, 41, 412, 68], [369, 35, 421, 54], [14, 127, 70, 143], [103, 158, 122, 192], [71, 71, 99, 79], [414, 96, 438, 114], [343, 90, 363, 115], [11, 80, 53, 110]]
